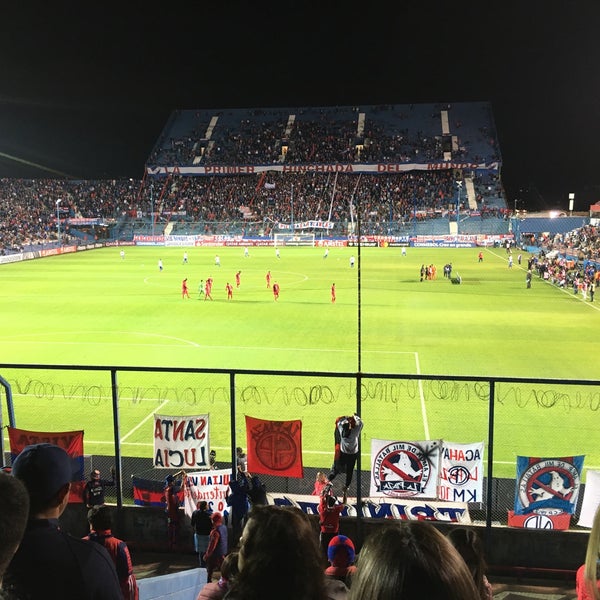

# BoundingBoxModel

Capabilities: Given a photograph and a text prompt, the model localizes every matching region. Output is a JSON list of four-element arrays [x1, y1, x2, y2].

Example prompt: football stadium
[[2, 102, 599, 591]]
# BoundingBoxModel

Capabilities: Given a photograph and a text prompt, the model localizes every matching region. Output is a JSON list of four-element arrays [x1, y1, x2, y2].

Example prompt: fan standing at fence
[[327, 414, 363, 494], [318, 485, 347, 559], [165, 472, 184, 550], [83, 467, 115, 508]]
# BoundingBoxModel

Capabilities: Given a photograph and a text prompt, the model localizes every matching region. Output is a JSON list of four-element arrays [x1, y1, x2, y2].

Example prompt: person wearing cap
[[83, 466, 115, 508], [324, 534, 356, 586], [204, 512, 228, 583], [4, 443, 122, 599], [84, 505, 139, 600]]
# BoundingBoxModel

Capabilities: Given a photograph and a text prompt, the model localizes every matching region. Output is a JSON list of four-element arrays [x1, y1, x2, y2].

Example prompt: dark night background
[[0, 2, 598, 212]]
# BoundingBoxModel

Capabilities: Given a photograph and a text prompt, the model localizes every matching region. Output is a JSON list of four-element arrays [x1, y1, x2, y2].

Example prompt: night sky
[[1, 2, 599, 211]]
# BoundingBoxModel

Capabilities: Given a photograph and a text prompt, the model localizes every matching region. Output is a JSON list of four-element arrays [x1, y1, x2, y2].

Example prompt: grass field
[[1, 245, 599, 480]]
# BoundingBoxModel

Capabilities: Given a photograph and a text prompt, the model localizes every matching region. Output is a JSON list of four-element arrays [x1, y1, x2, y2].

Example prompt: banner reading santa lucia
[[371, 439, 441, 498], [438, 441, 484, 503], [153, 414, 210, 469]]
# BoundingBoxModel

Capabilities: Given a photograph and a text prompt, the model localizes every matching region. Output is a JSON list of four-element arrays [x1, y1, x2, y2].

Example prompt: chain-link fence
[[1, 365, 598, 529]]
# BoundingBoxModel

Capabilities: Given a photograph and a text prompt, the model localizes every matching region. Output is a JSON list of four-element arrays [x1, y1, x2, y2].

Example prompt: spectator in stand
[[196, 551, 239, 600], [191, 500, 213, 567], [164, 472, 184, 550], [312, 471, 330, 496], [446, 527, 493, 600], [225, 505, 328, 600], [236, 446, 247, 474], [204, 512, 228, 583], [577, 504, 600, 600], [325, 534, 357, 588], [83, 466, 115, 508], [0, 472, 29, 592], [84, 505, 139, 600], [226, 475, 249, 547], [246, 474, 268, 507], [5, 443, 122, 599], [318, 486, 347, 559], [348, 521, 480, 600], [328, 414, 363, 494]]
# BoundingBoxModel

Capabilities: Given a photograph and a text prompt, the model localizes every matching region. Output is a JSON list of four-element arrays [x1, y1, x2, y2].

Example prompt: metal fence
[[1, 364, 598, 530]]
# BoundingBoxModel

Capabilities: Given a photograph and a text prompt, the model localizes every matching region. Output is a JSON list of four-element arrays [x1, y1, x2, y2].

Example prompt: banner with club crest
[[508, 454, 584, 530], [370, 439, 441, 498]]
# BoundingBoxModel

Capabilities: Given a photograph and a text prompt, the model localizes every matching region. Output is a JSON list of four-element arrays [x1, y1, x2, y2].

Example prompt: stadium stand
[[2, 102, 597, 260]]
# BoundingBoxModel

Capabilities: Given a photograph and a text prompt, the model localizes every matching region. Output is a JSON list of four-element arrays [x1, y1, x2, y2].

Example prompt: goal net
[[273, 232, 316, 246]]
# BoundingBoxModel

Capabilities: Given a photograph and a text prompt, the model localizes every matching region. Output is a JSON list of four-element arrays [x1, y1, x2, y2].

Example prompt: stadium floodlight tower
[[150, 183, 155, 236], [455, 180, 462, 247], [55, 198, 62, 245]]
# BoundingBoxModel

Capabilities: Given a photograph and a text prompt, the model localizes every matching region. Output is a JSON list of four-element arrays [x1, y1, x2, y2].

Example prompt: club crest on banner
[[508, 455, 584, 530], [371, 439, 440, 498], [515, 455, 583, 515], [245, 416, 303, 478]]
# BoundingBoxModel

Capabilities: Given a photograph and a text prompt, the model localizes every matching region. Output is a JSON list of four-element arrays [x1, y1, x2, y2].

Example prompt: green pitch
[[0, 245, 598, 480]]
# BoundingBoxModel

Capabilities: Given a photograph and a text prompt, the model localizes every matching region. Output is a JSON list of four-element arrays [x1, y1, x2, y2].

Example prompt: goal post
[[273, 232, 316, 246]]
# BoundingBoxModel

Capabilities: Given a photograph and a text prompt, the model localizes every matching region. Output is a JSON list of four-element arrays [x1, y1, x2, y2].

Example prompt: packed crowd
[[0, 178, 138, 254], [529, 247, 599, 298], [147, 105, 500, 168], [0, 169, 509, 253], [539, 224, 600, 262]]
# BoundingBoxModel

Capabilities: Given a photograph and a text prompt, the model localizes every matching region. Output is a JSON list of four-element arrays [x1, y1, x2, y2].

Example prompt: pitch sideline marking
[[120, 398, 171, 443], [414, 352, 430, 440]]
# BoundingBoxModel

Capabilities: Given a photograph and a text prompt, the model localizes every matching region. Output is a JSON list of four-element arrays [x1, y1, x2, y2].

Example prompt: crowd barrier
[[1, 364, 598, 534]]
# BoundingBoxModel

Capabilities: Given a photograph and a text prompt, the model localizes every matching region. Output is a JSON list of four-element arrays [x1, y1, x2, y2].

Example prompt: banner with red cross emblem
[[245, 416, 303, 478]]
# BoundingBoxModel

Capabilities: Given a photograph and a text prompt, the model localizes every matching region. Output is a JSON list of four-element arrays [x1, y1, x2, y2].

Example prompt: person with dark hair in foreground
[[349, 520, 480, 600], [446, 527, 493, 600], [226, 504, 329, 600], [0, 472, 29, 592]]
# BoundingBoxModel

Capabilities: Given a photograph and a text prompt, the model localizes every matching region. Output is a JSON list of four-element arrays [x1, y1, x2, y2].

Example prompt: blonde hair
[[583, 506, 600, 600]]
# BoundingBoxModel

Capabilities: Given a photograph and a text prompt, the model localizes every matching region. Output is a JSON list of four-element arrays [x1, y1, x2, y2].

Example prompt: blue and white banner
[[514, 455, 584, 515], [270, 493, 470, 523]]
